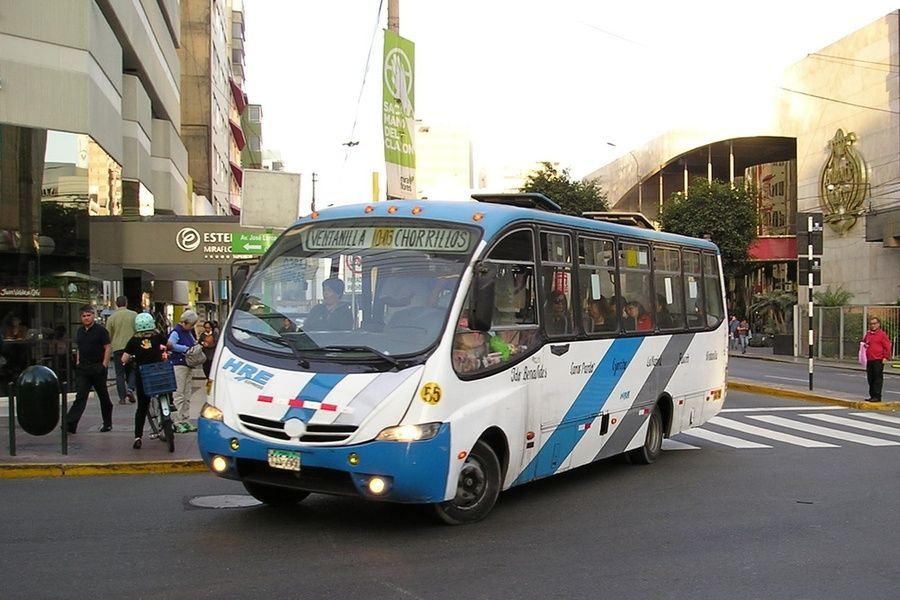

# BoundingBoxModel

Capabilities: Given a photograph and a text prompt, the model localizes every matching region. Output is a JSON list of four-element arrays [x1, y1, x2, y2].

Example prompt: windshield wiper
[[231, 326, 313, 367], [320, 345, 401, 368]]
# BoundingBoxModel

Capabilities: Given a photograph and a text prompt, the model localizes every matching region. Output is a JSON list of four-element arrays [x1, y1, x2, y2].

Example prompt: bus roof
[[297, 200, 720, 253]]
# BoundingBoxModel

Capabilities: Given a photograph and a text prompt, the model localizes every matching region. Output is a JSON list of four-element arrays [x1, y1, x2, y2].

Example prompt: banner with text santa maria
[[383, 30, 416, 199]]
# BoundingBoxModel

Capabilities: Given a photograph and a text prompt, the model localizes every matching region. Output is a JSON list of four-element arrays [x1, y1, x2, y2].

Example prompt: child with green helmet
[[121, 312, 168, 449]]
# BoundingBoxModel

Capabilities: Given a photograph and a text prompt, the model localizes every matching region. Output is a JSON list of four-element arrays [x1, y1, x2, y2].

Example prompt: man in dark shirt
[[304, 278, 353, 331], [66, 305, 113, 433]]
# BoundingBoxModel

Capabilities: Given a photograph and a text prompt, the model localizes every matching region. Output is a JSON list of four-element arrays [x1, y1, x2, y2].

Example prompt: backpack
[[184, 344, 206, 368]]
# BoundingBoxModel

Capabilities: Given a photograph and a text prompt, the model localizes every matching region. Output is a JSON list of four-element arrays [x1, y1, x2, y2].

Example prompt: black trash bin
[[16, 365, 60, 436], [773, 334, 794, 356]]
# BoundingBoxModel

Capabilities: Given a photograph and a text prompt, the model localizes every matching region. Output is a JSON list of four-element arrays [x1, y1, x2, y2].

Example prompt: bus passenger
[[655, 295, 675, 329], [624, 301, 652, 331], [452, 316, 488, 373], [586, 298, 616, 333], [545, 290, 571, 335], [304, 278, 353, 331]]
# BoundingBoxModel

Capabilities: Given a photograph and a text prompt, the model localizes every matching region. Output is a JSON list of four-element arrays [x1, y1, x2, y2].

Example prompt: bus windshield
[[230, 221, 478, 362]]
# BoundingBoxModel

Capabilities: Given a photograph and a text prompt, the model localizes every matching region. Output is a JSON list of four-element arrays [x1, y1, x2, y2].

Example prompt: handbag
[[184, 344, 206, 368], [858, 341, 868, 367]]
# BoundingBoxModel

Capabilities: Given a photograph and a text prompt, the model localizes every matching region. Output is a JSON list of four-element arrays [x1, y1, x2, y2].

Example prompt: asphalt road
[[729, 355, 899, 400], [2, 390, 899, 599]]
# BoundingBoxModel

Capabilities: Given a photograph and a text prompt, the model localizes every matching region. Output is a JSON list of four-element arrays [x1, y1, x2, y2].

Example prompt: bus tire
[[243, 481, 310, 507], [433, 440, 501, 525], [627, 404, 663, 465]]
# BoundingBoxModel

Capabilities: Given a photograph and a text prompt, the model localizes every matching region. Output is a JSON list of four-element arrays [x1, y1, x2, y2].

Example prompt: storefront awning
[[749, 236, 797, 261]]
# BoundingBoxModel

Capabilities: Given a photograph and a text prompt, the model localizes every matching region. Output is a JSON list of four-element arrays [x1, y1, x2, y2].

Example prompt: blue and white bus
[[199, 194, 727, 524]]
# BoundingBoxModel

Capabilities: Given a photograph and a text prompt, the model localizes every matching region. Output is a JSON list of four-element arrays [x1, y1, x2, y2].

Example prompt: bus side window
[[702, 253, 725, 326], [540, 231, 574, 338], [578, 237, 618, 335], [619, 241, 653, 333], [684, 250, 705, 329], [653, 247, 685, 331], [453, 229, 539, 376]]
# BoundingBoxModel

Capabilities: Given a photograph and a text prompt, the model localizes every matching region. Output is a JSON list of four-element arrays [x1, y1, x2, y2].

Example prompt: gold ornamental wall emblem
[[819, 128, 868, 234]]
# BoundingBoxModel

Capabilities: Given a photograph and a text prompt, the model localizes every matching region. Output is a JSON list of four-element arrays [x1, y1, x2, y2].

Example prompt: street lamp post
[[607, 142, 642, 214]]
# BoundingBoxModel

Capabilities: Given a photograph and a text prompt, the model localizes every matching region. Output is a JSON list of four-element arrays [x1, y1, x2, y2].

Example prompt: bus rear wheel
[[627, 404, 663, 465], [243, 481, 310, 507], [433, 440, 501, 525]]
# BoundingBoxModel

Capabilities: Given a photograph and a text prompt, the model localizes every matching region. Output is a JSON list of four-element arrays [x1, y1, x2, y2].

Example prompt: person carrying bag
[[862, 316, 892, 402]]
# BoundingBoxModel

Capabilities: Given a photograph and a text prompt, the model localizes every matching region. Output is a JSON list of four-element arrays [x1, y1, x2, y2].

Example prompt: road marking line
[[662, 439, 700, 450], [721, 406, 843, 413], [679, 428, 771, 448], [765, 375, 809, 382], [851, 412, 900, 425], [805, 413, 900, 437], [748, 415, 900, 446], [708, 416, 837, 447]]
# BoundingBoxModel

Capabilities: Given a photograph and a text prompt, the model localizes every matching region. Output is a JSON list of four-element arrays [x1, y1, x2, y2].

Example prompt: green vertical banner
[[383, 30, 416, 199]]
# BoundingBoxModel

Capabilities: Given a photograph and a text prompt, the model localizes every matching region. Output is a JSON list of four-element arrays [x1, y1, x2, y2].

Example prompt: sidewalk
[[728, 344, 900, 410], [735, 343, 900, 375], [1, 349, 897, 478], [0, 376, 208, 477]]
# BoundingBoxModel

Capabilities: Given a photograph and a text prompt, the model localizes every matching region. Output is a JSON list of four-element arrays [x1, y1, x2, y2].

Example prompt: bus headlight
[[376, 422, 442, 442], [200, 402, 224, 421], [211, 455, 230, 473], [368, 477, 388, 495]]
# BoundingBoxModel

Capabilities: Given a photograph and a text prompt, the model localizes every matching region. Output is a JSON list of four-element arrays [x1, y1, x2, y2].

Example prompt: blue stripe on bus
[[282, 373, 346, 422], [513, 336, 644, 486]]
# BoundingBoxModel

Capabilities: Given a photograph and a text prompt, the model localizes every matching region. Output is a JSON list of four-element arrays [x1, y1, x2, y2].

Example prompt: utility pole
[[388, 0, 399, 32], [311, 172, 317, 213], [797, 212, 823, 391], [385, 0, 401, 200]]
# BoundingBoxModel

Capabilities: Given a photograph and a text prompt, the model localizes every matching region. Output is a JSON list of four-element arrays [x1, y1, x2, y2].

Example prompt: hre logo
[[221, 358, 274, 388]]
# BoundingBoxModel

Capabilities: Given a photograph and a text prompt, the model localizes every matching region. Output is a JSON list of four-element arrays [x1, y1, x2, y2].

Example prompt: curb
[[0, 460, 206, 479], [2, 379, 897, 479], [728, 380, 900, 411]]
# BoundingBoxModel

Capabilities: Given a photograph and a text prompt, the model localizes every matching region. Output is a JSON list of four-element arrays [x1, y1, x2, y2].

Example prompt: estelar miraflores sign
[[89, 216, 287, 280]]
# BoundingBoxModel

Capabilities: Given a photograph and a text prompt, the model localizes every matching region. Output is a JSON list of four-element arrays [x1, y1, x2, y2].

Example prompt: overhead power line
[[778, 87, 899, 114], [342, 0, 386, 173], [808, 53, 899, 72]]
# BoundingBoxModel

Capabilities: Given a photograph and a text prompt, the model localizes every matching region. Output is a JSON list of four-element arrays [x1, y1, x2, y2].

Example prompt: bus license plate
[[267, 449, 301, 472]]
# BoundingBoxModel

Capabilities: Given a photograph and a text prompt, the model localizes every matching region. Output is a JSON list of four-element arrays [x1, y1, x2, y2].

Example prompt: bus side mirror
[[469, 263, 495, 332]]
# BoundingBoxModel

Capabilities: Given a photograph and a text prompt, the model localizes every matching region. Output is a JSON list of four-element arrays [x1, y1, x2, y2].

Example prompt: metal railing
[[797, 305, 900, 360]]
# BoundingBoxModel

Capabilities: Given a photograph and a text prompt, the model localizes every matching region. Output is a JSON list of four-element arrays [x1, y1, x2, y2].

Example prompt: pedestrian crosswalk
[[664, 408, 900, 450]]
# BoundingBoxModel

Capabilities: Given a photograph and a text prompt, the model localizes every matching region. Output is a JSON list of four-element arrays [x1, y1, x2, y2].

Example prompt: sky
[[241, 0, 900, 209]]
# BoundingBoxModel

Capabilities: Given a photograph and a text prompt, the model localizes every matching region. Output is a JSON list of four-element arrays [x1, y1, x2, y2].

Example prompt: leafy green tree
[[520, 162, 608, 217], [658, 179, 758, 280]]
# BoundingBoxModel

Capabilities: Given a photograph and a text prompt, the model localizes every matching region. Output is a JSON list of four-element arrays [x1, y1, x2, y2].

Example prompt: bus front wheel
[[627, 404, 663, 465], [433, 440, 501, 525], [243, 481, 310, 507]]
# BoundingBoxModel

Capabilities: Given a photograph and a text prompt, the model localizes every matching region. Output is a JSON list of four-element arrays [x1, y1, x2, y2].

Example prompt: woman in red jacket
[[862, 317, 893, 402]]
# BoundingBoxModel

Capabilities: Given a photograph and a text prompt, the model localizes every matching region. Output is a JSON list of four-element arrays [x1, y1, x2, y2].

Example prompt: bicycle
[[139, 362, 177, 453]]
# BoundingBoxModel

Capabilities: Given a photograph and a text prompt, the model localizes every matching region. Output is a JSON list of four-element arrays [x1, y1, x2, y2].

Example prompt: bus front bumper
[[198, 418, 452, 504]]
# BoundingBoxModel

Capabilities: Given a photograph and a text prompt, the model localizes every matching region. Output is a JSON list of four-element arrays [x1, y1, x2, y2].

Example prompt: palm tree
[[813, 285, 854, 307], [750, 290, 797, 335]]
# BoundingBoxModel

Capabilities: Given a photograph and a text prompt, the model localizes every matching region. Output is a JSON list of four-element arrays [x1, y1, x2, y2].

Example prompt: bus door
[[532, 230, 584, 478], [464, 228, 543, 482]]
